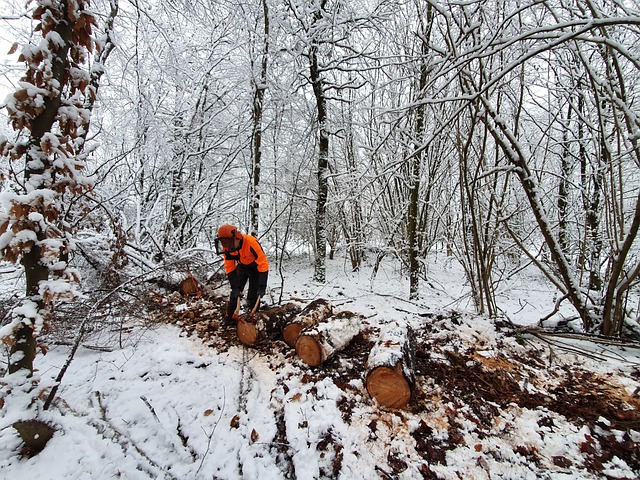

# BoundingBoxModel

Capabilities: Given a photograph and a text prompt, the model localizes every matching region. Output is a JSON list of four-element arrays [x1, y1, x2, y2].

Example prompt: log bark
[[236, 303, 301, 346], [365, 321, 416, 408], [295, 311, 361, 367], [282, 298, 332, 347]]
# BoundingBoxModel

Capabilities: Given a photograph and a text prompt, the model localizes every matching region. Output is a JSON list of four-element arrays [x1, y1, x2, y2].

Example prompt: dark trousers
[[226, 265, 261, 317]]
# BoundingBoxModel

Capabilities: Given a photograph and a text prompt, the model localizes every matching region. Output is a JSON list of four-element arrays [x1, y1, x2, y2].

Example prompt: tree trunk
[[602, 191, 640, 335], [2, 0, 99, 455], [295, 311, 361, 367], [558, 101, 573, 254], [309, 5, 329, 284], [8, 0, 74, 376], [407, 6, 432, 301], [10, 246, 49, 374], [341, 89, 366, 271], [407, 149, 421, 301], [250, 0, 269, 235], [282, 298, 332, 347], [365, 322, 415, 409]]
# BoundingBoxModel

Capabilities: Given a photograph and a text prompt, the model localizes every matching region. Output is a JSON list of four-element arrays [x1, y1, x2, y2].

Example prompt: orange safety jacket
[[222, 234, 269, 275]]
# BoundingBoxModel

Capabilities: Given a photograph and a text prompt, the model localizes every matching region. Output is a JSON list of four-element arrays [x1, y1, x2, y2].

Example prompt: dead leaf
[[250, 429, 259, 443], [204, 409, 214, 417], [230, 415, 240, 429]]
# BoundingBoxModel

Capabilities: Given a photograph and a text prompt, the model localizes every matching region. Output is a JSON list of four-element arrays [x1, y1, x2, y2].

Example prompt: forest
[[0, 0, 639, 476]]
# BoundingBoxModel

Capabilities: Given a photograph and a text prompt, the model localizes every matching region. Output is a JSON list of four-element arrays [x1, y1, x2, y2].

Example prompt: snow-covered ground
[[1, 255, 639, 479]]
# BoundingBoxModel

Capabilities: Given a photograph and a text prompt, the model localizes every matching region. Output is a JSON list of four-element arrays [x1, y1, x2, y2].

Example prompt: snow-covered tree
[[0, 0, 99, 452]]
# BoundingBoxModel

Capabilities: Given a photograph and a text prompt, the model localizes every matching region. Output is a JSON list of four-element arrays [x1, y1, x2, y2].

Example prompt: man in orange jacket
[[215, 224, 269, 320]]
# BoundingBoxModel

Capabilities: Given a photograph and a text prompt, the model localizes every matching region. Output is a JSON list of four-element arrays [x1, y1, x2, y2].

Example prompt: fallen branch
[[516, 329, 640, 365], [44, 260, 189, 410], [56, 393, 175, 479], [195, 387, 226, 476], [521, 326, 640, 349]]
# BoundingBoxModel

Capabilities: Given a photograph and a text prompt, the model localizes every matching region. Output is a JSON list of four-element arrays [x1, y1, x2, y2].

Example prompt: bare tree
[[249, 0, 270, 235], [435, 0, 640, 333], [284, 0, 376, 283]]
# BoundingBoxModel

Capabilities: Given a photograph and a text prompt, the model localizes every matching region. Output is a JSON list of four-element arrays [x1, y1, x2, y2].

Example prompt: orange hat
[[217, 224, 243, 241]]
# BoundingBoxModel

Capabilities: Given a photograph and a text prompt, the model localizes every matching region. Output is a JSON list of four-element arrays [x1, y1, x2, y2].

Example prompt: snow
[[0, 256, 639, 479]]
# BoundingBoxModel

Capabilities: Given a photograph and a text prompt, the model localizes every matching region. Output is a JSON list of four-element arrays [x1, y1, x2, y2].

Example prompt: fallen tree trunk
[[236, 303, 301, 346], [152, 271, 201, 296], [282, 298, 333, 347], [365, 321, 415, 408], [295, 311, 361, 367]]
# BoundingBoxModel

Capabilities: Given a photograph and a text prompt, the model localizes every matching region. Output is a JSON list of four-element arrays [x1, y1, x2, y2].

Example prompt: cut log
[[152, 271, 201, 296], [295, 311, 362, 367], [236, 303, 301, 346], [282, 298, 333, 347], [365, 321, 415, 408], [180, 275, 201, 296]]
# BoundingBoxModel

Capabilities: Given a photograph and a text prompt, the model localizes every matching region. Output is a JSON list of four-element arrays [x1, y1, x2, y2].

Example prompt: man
[[215, 224, 268, 320]]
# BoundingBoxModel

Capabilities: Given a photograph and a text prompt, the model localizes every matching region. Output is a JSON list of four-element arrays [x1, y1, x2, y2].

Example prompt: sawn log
[[282, 298, 333, 347], [295, 311, 361, 367], [236, 303, 301, 346], [365, 321, 415, 408], [152, 271, 201, 296]]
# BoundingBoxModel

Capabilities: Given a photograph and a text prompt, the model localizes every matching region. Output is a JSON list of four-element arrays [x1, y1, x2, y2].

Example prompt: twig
[[375, 465, 395, 480], [43, 259, 190, 410], [524, 331, 640, 365], [195, 387, 226, 476], [538, 294, 569, 324], [94, 390, 107, 421], [521, 326, 640, 349], [140, 396, 160, 423], [75, 392, 175, 479]]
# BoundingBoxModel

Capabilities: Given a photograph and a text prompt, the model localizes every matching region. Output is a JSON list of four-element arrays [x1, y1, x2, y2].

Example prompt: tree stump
[[282, 298, 333, 347], [236, 303, 301, 346], [295, 311, 361, 367], [365, 321, 415, 408]]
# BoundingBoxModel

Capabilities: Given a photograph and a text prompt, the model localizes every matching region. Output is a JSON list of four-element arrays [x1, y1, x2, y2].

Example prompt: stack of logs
[[174, 273, 414, 408], [234, 298, 414, 409]]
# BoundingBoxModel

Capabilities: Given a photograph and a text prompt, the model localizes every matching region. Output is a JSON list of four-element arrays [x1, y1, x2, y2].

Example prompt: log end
[[180, 277, 200, 296], [295, 335, 323, 366], [282, 322, 304, 347], [366, 366, 411, 409], [237, 319, 258, 345]]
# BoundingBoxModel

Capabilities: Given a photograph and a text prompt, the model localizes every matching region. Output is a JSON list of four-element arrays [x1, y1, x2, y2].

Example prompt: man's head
[[215, 224, 243, 253]]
